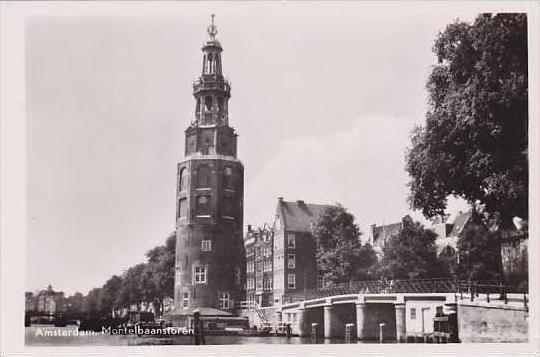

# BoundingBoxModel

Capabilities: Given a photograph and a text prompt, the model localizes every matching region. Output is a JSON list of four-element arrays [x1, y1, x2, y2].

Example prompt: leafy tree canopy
[[406, 13, 528, 226], [314, 204, 378, 285]]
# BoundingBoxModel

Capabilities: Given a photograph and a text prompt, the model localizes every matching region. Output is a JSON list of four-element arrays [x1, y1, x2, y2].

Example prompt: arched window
[[179, 168, 188, 191], [218, 97, 224, 112], [205, 96, 213, 111], [223, 166, 233, 189], [196, 98, 201, 114], [178, 198, 188, 218], [197, 196, 211, 216], [207, 53, 214, 74], [197, 165, 210, 188]]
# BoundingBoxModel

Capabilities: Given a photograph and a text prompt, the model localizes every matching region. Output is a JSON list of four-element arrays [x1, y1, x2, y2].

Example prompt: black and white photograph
[[1, 1, 539, 355]]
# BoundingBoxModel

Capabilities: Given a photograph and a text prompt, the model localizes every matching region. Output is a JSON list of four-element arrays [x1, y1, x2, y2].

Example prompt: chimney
[[247, 224, 252, 232]]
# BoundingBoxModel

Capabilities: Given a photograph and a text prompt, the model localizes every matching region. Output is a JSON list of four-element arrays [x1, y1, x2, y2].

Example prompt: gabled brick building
[[272, 198, 333, 306]]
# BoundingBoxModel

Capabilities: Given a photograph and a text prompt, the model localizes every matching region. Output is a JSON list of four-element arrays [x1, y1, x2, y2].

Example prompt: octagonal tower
[[174, 15, 245, 315]]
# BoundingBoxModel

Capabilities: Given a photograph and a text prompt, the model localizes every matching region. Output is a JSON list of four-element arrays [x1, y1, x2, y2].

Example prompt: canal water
[[25, 325, 352, 346]]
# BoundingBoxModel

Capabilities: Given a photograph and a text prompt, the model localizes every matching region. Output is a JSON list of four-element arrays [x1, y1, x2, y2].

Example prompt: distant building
[[27, 285, 65, 314], [244, 224, 274, 307], [369, 221, 403, 255], [430, 211, 473, 256], [272, 198, 333, 306]]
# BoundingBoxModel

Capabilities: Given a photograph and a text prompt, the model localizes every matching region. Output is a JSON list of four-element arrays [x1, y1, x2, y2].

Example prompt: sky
[[25, 3, 482, 295]]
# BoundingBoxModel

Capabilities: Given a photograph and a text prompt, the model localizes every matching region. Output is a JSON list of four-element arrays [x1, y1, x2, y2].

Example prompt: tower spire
[[207, 14, 218, 40], [193, 14, 231, 127]]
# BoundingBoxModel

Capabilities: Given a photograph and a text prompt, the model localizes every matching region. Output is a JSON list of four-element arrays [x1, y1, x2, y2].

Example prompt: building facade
[[173, 16, 245, 314], [430, 211, 472, 255], [273, 198, 332, 306], [244, 224, 274, 307], [369, 221, 403, 256], [25, 285, 65, 314]]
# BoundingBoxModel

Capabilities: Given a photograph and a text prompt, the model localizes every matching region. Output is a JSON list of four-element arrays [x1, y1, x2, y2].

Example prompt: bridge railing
[[282, 278, 528, 304], [455, 281, 528, 306]]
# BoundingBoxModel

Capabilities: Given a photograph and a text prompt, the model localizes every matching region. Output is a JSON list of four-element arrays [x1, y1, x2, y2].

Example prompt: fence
[[282, 278, 528, 304]]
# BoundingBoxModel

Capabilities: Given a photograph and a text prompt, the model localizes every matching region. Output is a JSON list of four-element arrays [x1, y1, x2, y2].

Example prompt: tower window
[[223, 166, 233, 189], [197, 165, 210, 188], [218, 97, 224, 112], [205, 96, 213, 111], [197, 196, 211, 216], [193, 266, 207, 284], [201, 240, 212, 252], [179, 168, 188, 191], [178, 198, 188, 218], [219, 292, 230, 310]]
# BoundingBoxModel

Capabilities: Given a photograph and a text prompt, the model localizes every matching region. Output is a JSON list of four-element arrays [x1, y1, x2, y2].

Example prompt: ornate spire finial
[[207, 14, 218, 40]]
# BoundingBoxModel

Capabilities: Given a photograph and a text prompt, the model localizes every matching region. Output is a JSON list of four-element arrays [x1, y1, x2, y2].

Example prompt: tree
[[144, 232, 176, 316], [98, 275, 123, 316], [115, 263, 147, 309], [83, 288, 102, 317], [314, 204, 377, 285], [406, 13, 528, 227], [378, 215, 447, 279], [456, 213, 501, 282], [354, 243, 379, 281], [64, 292, 85, 317]]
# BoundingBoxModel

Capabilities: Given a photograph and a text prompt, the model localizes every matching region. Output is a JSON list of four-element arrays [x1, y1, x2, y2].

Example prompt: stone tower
[[174, 15, 245, 314]]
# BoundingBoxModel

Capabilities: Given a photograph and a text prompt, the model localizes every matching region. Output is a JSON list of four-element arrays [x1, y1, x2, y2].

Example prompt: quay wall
[[458, 302, 528, 342]]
